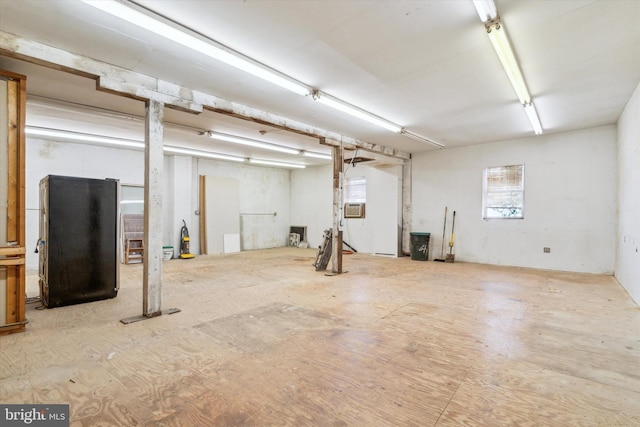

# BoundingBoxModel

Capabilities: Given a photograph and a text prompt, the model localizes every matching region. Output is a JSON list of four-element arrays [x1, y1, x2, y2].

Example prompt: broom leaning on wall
[[445, 210, 456, 263]]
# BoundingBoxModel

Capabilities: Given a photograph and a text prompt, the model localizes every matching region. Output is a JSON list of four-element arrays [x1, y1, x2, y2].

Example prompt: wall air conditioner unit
[[344, 203, 366, 219]]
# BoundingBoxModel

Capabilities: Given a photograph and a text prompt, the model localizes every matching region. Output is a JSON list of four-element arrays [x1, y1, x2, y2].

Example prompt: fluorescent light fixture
[[249, 159, 306, 169], [472, 5, 544, 135], [207, 131, 300, 155], [486, 22, 531, 105], [26, 126, 251, 161], [25, 126, 145, 148], [163, 146, 246, 162], [523, 103, 543, 135], [302, 151, 332, 160], [81, 0, 310, 96], [401, 129, 445, 149], [472, 0, 498, 23], [312, 91, 402, 133]]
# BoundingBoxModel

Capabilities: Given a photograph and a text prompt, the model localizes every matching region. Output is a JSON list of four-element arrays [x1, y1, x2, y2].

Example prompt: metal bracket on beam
[[120, 307, 181, 324]]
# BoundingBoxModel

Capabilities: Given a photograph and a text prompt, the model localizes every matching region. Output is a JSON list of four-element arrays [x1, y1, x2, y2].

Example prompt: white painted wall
[[196, 159, 291, 251], [163, 155, 195, 258], [26, 138, 293, 269], [203, 176, 240, 254], [368, 165, 402, 256], [342, 164, 402, 256], [26, 120, 624, 280], [616, 82, 640, 305], [290, 164, 333, 249], [412, 126, 617, 274], [290, 162, 403, 256]]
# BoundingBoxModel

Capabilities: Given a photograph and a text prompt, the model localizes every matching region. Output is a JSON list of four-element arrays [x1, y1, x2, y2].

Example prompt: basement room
[[1, 0, 639, 425]]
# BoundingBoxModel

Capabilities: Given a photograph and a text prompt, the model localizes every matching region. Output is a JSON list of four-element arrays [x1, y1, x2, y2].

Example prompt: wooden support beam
[[320, 137, 410, 161], [0, 30, 411, 162], [6, 79, 17, 243], [98, 77, 202, 113], [199, 104, 411, 161], [199, 175, 207, 255], [402, 159, 412, 255], [15, 73, 27, 331], [0, 246, 25, 256], [0, 258, 25, 266], [0, 69, 26, 335], [331, 145, 343, 274], [0, 32, 201, 113], [142, 99, 164, 318]]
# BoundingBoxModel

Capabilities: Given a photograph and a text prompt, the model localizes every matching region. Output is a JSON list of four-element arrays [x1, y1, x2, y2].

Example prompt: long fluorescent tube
[[84, 0, 438, 141], [302, 151, 332, 160], [472, 0, 498, 22], [472, 1, 543, 135], [487, 23, 543, 134], [400, 129, 445, 149], [25, 126, 145, 148], [313, 91, 402, 133], [207, 131, 300, 155], [81, 0, 310, 96], [523, 103, 542, 135], [163, 146, 246, 162], [26, 126, 250, 161], [83, 1, 447, 144], [249, 159, 306, 169], [485, 22, 530, 105]]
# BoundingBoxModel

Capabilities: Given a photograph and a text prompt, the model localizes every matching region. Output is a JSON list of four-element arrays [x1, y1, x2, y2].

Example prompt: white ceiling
[[0, 0, 639, 165]]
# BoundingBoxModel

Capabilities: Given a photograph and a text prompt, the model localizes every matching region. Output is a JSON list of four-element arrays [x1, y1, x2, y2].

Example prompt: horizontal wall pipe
[[239, 212, 277, 216]]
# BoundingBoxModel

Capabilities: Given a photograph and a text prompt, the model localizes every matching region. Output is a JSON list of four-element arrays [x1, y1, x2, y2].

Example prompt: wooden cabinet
[[0, 69, 26, 335]]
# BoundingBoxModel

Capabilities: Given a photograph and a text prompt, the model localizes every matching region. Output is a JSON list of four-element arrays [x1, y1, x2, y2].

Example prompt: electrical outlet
[[543, 247, 551, 253]]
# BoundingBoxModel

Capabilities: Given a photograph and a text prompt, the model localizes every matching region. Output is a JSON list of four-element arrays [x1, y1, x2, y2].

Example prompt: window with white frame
[[482, 164, 524, 219], [344, 176, 366, 203]]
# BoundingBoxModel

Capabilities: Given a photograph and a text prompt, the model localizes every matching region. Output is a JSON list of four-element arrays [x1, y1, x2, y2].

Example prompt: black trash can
[[410, 232, 430, 261]]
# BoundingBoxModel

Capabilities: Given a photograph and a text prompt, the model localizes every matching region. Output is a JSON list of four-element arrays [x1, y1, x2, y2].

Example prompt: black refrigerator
[[39, 175, 119, 308]]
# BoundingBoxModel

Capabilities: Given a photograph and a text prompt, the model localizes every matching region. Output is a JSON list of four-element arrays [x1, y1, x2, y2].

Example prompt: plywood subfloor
[[1, 248, 639, 426]]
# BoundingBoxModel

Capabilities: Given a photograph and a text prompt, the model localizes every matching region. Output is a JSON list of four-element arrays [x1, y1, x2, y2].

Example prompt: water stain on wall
[[38, 141, 59, 159]]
